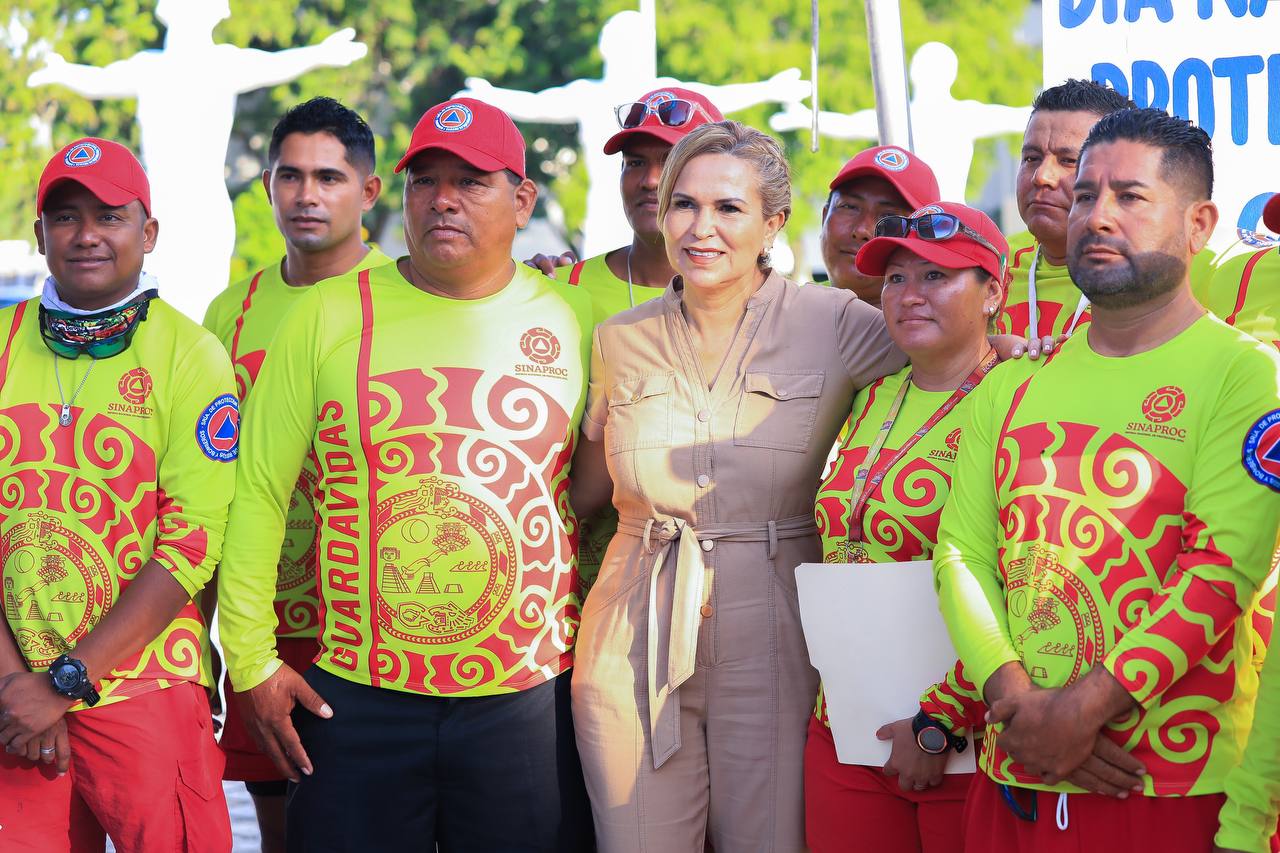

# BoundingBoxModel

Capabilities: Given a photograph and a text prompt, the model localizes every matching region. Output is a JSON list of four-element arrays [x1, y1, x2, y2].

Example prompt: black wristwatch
[[912, 710, 967, 755], [48, 654, 100, 707]]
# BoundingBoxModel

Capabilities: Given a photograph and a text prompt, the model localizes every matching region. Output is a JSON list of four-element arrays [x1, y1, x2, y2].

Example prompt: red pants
[[805, 715, 972, 853], [220, 635, 318, 781], [962, 772, 1225, 853], [0, 682, 231, 853]]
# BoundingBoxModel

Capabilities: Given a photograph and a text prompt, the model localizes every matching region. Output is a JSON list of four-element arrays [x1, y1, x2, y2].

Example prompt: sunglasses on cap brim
[[875, 213, 1007, 280], [614, 99, 713, 131]]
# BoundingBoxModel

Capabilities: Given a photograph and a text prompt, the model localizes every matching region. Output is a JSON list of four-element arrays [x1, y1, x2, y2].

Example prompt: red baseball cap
[[602, 87, 724, 155], [37, 138, 151, 216], [1264, 192, 1280, 233], [828, 145, 940, 211], [395, 98, 526, 178], [856, 201, 1009, 283]]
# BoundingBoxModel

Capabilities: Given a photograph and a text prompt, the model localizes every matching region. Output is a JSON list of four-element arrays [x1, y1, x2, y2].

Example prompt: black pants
[[286, 667, 594, 852]]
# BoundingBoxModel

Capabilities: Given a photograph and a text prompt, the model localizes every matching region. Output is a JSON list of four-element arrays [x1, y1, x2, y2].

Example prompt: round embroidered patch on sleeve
[[196, 394, 240, 462], [1242, 409, 1280, 491]]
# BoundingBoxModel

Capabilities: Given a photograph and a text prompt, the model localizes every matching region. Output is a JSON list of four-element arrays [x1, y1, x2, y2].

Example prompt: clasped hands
[[985, 663, 1145, 799], [0, 671, 75, 775]]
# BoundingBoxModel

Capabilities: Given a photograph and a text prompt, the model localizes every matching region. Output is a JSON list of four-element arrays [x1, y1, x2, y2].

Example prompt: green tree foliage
[[656, 0, 1038, 254], [5, 0, 1040, 279]]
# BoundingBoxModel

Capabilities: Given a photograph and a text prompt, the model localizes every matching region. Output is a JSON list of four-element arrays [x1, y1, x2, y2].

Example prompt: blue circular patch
[[874, 148, 909, 172], [1236, 191, 1279, 249], [434, 103, 473, 133], [196, 394, 239, 462], [64, 142, 101, 168], [1242, 409, 1280, 491]]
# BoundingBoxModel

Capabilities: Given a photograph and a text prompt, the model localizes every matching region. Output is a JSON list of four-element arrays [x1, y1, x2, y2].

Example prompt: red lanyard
[[846, 349, 999, 544]]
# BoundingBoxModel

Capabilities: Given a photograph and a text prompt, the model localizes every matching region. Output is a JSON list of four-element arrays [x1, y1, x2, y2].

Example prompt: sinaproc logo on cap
[[64, 142, 102, 168], [874, 148, 909, 172], [434, 103, 473, 133], [645, 90, 678, 107], [912, 204, 945, 217]]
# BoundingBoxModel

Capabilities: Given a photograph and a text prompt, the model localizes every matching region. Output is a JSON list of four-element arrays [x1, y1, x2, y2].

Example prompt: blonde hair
[[657, 121, 792, 268]]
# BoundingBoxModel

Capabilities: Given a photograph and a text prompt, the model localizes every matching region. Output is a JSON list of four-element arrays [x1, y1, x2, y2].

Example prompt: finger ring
[[39, 746, 55, 754]]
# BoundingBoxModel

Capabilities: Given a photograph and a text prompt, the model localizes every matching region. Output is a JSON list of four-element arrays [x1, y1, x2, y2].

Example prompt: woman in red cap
[[806, 201, 1009, 853]]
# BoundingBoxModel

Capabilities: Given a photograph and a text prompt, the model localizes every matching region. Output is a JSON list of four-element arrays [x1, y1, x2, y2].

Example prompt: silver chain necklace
[[53, 354, 95, 427]]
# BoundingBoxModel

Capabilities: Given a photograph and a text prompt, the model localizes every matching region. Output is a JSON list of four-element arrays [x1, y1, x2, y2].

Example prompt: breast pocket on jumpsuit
[[733, 370, 825, 453], [733, 370, 825, 600]]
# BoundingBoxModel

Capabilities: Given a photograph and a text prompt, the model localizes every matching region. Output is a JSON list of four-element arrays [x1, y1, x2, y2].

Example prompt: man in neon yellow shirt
[[202, 96, 390, 853], [935, 109, 1280, 849], [538, 87, 724, 323], [996, 80, 1134, 340], [218, 98, 594, 851], [0, 138, 235, 848], [1213, 193, 1280, 853], [820, 145, 940, 308], [1202, 193, 1280, 351]]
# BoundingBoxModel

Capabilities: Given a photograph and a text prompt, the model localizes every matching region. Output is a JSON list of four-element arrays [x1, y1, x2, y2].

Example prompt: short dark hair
[[268, 97, 375, 174], [1081, 107, 1214, 201], [1032, 79, 1135, 117]]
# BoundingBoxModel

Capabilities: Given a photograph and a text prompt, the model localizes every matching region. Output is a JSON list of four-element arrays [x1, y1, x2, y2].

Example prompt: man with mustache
[[996, 79, 1134, 340], [217, 98, 594, 851], [935, 108, 1280, 851], [819, 144, 940, 308], [202, 96, 389, 853]]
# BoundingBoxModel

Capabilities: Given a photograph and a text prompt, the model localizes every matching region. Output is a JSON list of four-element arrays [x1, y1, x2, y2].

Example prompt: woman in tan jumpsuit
[[568, 121, 907, 852]]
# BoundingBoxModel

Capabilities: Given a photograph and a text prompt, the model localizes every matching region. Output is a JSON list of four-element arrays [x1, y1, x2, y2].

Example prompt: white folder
[[795, 560, 977, 772]]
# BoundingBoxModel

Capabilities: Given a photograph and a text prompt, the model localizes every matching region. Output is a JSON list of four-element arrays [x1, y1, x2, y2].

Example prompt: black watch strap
[[912, 710, 967, 754]]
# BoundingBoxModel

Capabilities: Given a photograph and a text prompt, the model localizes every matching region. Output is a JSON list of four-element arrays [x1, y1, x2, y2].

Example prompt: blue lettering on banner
[[1063, 0, 1269, 25], [1091, 53, 1280, 145], [1060, 0, 1172, 27], [1197, 0, 1269, 19]]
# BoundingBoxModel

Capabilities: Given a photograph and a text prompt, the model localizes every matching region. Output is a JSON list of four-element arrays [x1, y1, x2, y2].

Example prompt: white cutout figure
[[28, 0, 367, 320], [457, 6, 810, 257], [771, 42, 1031, 202]]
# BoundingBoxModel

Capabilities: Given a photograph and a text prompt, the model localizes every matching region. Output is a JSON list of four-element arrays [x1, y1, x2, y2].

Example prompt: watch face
[[917, 726, 948, 754], [51, 664, 81, 692]]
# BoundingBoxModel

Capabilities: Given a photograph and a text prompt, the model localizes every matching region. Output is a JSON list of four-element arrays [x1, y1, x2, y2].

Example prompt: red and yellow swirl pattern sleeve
[[811, 365, 985, 732], [219, 263, 593, 696], [936, 316, 1280, 795], [0, 298, 236, 709], [203, 249, 392, 639]]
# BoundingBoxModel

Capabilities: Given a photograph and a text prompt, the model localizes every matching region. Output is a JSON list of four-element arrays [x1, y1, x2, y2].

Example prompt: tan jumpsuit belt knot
[[616, 513, 819, 769]]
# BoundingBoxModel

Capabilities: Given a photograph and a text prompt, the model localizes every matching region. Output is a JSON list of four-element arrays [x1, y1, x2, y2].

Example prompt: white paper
[[796, 561, 976, 773]]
